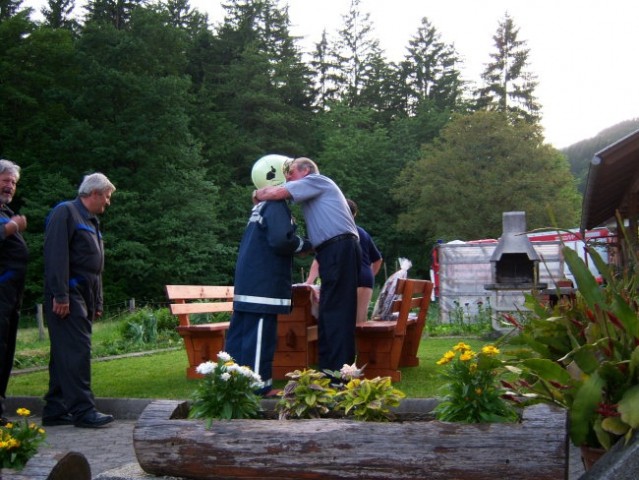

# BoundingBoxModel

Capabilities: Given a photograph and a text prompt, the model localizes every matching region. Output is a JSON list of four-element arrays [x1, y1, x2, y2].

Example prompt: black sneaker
[[42, 413, 75, 426]]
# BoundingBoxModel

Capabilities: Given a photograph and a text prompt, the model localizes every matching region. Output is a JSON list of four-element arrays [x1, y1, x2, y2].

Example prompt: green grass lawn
[[7, 336, 491, 400]]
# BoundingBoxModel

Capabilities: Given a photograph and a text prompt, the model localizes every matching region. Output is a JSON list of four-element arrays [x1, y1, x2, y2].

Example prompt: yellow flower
[[469, 363, 478, 373], [481, 345, 500, 356], [16, 408, 30, 417], [436, 350, 456, 365], [475, 387, 483, 395], [4, 422, 13, 429], [460, 350, 475, 362], [453, 342, 471, 352]]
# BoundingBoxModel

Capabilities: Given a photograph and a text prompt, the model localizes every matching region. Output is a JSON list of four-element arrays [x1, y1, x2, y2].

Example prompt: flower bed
[[133, 399, 568, 480]]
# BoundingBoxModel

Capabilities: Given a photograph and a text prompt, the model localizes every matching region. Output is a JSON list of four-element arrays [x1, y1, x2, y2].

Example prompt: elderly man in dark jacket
[[42, 173, 116, 429], [0, 159, 28, 426]]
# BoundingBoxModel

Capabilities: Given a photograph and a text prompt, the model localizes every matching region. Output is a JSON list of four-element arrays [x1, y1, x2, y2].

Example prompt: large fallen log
[[133, 399, 568, 479]]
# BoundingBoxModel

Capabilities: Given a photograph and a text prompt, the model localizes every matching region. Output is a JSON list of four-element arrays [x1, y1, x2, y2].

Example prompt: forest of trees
[[1, 0, 591, 310]]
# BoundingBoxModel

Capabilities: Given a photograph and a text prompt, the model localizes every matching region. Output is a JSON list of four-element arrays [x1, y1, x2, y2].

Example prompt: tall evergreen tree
[[0, 0, 22, 20], [326, 0, 390, 110], [56, 7, 229, 301], [206, 0, 314, 180], [85, 0, 145, 29], [159, 0, 209, 33], [400, 17, 464, 114], [308, 29, 336, 110], [41, 0, 78, 30], [386, 17, 468, 169], [476, 13, 540, 124]]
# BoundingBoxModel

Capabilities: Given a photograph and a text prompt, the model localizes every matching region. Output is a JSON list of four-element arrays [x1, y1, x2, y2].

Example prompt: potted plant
[[501, 241, 639, 466]]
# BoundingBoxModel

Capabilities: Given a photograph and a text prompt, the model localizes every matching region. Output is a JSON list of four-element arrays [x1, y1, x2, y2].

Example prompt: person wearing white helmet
[[225, 155, 312, 396], [254, 157, 360, 375]]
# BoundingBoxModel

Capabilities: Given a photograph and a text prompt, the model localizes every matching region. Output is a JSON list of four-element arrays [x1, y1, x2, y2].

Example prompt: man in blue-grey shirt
[[254, 157, 360, 373]]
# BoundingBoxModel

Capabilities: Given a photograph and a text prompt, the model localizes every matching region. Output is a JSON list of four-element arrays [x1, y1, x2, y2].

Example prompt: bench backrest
[[165, 285, 234, 327], [394, 278, 432, 333]]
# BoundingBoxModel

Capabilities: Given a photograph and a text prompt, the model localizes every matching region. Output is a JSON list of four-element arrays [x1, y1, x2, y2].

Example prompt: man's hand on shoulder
[[256, 186, 290, 202]]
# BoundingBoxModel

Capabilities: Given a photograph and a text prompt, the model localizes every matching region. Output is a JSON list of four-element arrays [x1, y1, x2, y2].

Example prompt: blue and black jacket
[[233, 200, 311, 315], [44, 198, 104, 310]]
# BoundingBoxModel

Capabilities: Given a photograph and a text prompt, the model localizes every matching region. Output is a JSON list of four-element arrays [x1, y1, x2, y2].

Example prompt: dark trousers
[[225, 311, 278, 393], [43, 293, 96, 421], [0, 275, 24, 417], [316, 236, 360, 372]]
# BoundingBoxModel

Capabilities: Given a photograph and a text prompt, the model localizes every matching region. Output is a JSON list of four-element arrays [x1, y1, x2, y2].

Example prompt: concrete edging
[[6, 396, 153, 420]]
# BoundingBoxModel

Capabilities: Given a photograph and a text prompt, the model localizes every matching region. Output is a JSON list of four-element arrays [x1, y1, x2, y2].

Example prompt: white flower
[[195, 361, 216, 375], [217, 351, 232, 363], [220, 372, 231, 381], [340, 362, 362, 379]]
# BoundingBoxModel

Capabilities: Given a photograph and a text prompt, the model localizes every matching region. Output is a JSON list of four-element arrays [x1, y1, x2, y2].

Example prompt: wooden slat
[[169, 302, 234, 315], [165, 285, 234, 300], [306, 325, 318, 342], [356, 320, 397, 332], [176, 323, 230, 333]]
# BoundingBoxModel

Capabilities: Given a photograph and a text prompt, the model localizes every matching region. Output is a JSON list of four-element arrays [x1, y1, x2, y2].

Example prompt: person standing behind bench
[[254, 157, 361, 373], [306, 199, 382, 324], [42, 173, 116, 428], [0, 159, 28, 426], [225, 155, 312, 395]]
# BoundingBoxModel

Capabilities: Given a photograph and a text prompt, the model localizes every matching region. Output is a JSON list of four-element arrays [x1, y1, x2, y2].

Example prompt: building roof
[[580, 129, 639, 230]]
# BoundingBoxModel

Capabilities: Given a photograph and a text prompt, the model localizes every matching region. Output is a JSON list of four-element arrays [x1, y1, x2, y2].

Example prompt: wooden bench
[[166, 285, 234, 379], [166, 284, 318, 380], [355, 278, 433, 381]]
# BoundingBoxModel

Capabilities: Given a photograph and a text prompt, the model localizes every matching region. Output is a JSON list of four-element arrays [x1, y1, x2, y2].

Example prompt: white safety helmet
[[251, 154, 292, 189]]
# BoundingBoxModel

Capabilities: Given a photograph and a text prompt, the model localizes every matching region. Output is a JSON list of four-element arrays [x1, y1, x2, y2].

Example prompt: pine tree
[[41, 0, 79, 30], [400, 17, 464, 114], [0, 0, 22, 20], [476, 13, 540, 124], [85, 0, 145, 29]]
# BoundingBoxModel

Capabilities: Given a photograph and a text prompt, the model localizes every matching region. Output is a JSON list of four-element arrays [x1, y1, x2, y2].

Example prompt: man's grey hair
[[294, 157, 319, 175], [0, 159, 21, 180], [78, 173, 116, 196]]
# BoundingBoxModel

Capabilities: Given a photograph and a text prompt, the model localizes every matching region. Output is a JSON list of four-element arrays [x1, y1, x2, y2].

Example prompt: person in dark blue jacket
[[225, 155, 311, 396], [42, 173, 116, 429], [0, 159, 28, 426]]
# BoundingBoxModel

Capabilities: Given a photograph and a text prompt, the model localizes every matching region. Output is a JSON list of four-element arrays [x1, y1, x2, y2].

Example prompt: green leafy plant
[[502, 242, 639, 449], [334, 374, 405, 422], [433, 342, 519, 423], [189, 352, 264, 425], [276, 368, 337, 419], [0, 408, 47, 470], [276, 364, 406, 421]]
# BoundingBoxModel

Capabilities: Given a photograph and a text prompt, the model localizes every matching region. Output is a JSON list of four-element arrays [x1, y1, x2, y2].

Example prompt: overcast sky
[[23, 0, 639, 149]]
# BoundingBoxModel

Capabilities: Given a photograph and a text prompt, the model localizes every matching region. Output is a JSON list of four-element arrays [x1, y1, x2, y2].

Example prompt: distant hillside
[[561, 118, 639, 193]]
